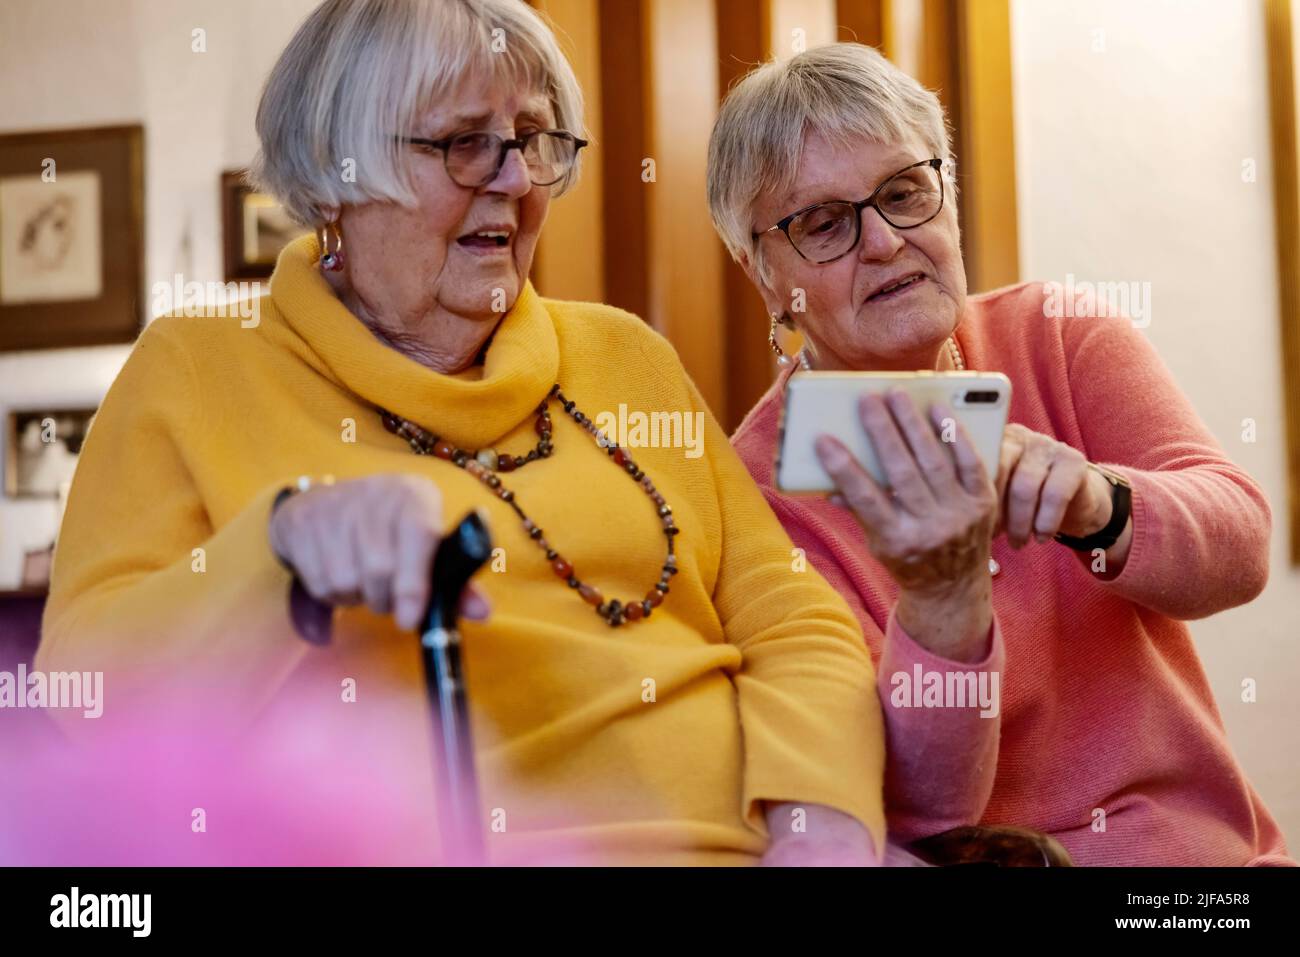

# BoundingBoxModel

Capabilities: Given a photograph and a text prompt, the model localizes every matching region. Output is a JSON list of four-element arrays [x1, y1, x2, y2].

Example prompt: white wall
[[1012, 0, 1299, 848], [0, 0, 318, 586]]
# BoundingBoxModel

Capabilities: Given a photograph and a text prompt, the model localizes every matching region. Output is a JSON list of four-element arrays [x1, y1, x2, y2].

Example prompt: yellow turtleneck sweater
[[38, 235, 884, 865]]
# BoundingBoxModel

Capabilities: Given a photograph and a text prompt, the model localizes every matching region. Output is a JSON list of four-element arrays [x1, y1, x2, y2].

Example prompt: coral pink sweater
[[732, 282, 1291, 866]]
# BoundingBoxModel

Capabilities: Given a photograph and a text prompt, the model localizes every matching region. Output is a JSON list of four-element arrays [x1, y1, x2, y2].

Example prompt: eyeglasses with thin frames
[[394, 129, 589, 189], [754, 157, 945, 264]]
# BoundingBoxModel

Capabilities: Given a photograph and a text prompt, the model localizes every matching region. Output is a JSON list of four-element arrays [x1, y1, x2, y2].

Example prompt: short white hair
[[252, 0, 584, 226], [707, 43, 954, 267]]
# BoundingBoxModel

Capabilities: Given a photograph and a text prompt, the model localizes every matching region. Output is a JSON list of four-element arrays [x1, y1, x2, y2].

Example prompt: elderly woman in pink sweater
[[710, 43, 1290, 866]]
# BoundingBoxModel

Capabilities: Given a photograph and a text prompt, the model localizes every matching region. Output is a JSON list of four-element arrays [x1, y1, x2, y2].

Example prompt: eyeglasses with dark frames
[[395, 129, 589, 188], [753, 157, 945, 264]]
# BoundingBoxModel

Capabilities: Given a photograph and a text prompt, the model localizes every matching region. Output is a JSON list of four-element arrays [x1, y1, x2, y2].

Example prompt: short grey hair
[[252, 0, 584, 226], [707, 43, 954, 267]]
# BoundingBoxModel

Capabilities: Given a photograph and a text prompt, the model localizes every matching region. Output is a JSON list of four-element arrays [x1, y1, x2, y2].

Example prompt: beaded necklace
[[380, 384, 678, 627]]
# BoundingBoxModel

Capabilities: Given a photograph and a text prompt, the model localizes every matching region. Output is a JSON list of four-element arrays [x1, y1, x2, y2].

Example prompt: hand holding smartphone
[[775, 371, 1012, 494]]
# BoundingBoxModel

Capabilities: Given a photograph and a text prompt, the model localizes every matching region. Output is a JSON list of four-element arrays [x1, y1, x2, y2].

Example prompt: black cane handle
[[422, 510, 494, 632]]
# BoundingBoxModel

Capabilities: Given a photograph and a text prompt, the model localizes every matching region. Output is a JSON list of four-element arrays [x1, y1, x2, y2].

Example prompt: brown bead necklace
[[379, 384, 678, 627]]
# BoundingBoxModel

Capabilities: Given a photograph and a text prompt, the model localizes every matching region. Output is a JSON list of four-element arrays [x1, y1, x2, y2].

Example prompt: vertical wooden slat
[[915, 2, 966, 274], [767, 0, 838, 57], [920, 0, 958, 108], [530, 0, 605, 303], [954, 0, 1019, 291], [643, 0, 728, 417], [881, 0, 958, 97], [596, 0, 651, 323], [835, 0, 885, 48], [716, 0, 767, 100], [1264, 0, 1300, 564], [717, 0, 778, 428], [884, 0, 923, 74]]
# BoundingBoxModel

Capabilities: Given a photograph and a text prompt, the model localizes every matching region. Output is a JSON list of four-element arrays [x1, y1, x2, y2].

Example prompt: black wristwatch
[[1054, 464, 1132, 552]]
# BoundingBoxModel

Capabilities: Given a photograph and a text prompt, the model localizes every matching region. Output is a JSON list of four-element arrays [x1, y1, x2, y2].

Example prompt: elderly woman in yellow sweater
[[36, 0, 884, 866]]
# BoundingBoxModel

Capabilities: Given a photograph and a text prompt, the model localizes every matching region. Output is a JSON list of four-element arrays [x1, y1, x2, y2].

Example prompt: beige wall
[[1011, 0, 1299, 846]]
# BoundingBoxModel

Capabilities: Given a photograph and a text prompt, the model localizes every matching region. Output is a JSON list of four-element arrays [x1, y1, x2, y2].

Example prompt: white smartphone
[[775, 371, 1013, 494]]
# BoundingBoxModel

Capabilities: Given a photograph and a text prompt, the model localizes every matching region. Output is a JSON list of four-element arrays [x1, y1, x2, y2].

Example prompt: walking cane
[[419, 510, 492, 866]]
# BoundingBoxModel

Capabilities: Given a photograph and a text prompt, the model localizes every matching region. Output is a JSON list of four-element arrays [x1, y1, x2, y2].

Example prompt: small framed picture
[[0, 125, 144, 351], [221, 170, 308, 281], [4, 407, 97, 499]]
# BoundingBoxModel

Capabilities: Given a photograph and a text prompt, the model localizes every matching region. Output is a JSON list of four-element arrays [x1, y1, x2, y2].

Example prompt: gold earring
[[318, 222, 344, 271], [768, 313, 794, 366]]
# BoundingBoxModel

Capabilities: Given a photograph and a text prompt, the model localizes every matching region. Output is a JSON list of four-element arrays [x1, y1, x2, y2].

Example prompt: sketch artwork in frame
[[0, 124, 144, 351]]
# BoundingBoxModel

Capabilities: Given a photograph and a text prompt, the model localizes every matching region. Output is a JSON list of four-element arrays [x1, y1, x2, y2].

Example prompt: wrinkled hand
[[814, 389, 998, 594], [268, 473, 490, 630], [995, 423, 1113, 547]]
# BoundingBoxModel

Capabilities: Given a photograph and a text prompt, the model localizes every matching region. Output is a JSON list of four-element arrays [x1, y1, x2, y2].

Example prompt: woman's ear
[[738, 249, 786, 321]]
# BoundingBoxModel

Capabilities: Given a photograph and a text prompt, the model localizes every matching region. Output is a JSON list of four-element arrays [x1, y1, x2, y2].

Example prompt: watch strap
[[1054, 465, 1131, 552]]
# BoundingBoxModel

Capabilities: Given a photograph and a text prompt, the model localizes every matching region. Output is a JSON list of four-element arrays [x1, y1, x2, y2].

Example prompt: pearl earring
[[768, 313, 792, 365]]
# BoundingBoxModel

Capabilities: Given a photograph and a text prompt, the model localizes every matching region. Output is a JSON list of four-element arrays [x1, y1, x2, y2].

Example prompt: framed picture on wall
[[221, 169, 308, 281], [0, 124, 144, 352], [3, 406, 97, 499]]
